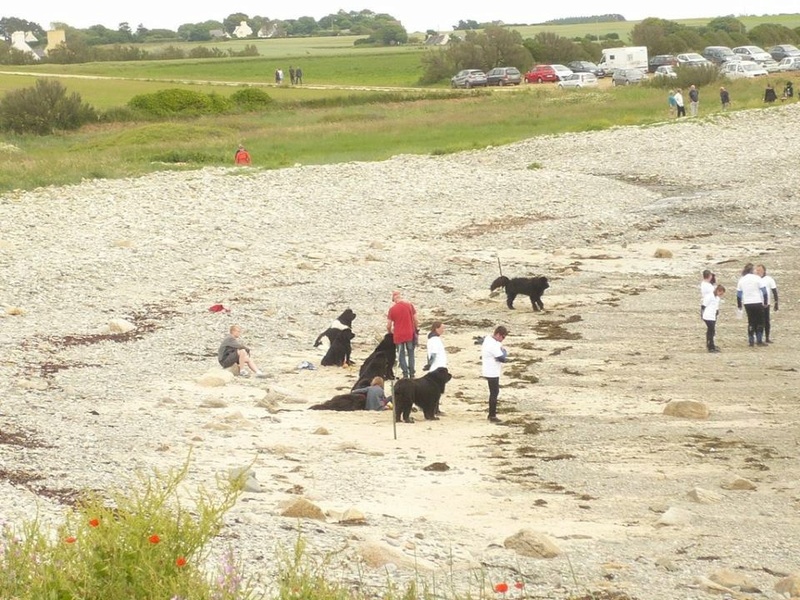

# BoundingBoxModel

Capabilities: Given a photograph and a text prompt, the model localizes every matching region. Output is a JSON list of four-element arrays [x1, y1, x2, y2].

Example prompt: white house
[[232, 20, 252, 38], [11, 31, 40, 60]]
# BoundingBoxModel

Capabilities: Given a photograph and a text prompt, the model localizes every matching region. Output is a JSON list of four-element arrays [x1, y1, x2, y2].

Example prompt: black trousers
[[704, 319, 716, 350], [764, 306, 772, 341], [744, 303, 765, 344], [677, 105, 686, 117], [485, 377, 500, 418]]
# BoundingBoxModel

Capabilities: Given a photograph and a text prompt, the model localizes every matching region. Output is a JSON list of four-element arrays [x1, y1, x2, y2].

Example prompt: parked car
[[654, 65, 677, 79], [557, 72, 599, 88], [485, 67, 522, 86], [676, 53, 713, 68], [567, 60, 607, 78], [648, 54, 677, 73], [733, 45, 772, 63], [778, 56, 800, 71], [768, 44, 800, 62], [450, 69, 488, 88], [761, 59, 781, 73], [721, 60, 768, 79], [524, 65, 559, 83], [611, 68, 646, 86], [702, 46, 738, 65], [550, 64, 574, 80]]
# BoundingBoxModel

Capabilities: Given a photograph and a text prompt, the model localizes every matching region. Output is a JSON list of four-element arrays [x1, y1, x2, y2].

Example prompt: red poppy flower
[[515, 581, 524, 590], [494, 582, 509, 593], [176, 556, 187, 567], [65, 536, 77, 544], [88, 518, 100, 528], [148, 534, 160, 544]]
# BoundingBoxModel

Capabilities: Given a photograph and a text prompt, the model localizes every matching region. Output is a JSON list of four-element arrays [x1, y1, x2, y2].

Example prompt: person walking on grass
[[234, 145, 251, 166], [736, 263, 768, 347], [668, 89, 677, 117], [756, 264, 779, 343], [674, 88, 686, 117], [481, 325, 509, 423], [702, 285, 725, 352], [689, 84, 699, 117], [720, 87, 730, 110]]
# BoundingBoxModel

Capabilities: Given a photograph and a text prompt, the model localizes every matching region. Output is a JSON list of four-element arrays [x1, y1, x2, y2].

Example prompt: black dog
[[321, 329, 355, 367], [309, 393, 366, 411], [351, 333, 396, 390], [314, 309, 357, 350], [394, 367, 452, 423], [490, 276, 550, 311]]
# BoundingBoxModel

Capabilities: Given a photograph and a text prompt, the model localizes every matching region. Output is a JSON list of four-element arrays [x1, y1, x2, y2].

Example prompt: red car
[[524, 65, 559, 83]]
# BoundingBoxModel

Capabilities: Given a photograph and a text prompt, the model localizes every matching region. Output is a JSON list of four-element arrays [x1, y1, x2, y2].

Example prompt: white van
[[598, 47, 648, 74]]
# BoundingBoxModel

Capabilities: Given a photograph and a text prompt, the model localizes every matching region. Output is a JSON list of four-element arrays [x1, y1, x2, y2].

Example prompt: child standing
[[351, 376, 389, 411], [702, 285, 725, 352]]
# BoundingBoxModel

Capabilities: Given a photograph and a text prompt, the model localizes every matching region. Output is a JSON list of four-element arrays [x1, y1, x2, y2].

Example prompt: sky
[[8, 1, 795, 34]]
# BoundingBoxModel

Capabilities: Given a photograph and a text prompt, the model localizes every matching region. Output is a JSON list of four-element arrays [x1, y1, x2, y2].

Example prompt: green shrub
[[128, 88, 232, 117], [152, 150, 220, 164], [0, 460, 254, 600], [645, 65, 721, 90], [0, 78, 97, 135], [230, 87, 274, 110]]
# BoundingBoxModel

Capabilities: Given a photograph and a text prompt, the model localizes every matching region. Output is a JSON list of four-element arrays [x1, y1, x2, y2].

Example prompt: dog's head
[[490, 276, 509, 291], [338, 309, 357, 327], [538, 277, 550, 291], [428, 367, 453, 392]]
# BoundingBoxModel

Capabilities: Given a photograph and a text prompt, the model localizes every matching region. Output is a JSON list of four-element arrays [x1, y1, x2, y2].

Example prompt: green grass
[[0, 77, 794, 192]]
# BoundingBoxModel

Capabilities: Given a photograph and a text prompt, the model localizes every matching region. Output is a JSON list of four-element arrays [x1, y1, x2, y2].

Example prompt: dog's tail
[[490, 276, 510, 291]]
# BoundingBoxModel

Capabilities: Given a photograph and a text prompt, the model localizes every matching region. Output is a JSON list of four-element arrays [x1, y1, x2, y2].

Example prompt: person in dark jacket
[[764, 84, 778, 103], [719, 87, 730, 110]]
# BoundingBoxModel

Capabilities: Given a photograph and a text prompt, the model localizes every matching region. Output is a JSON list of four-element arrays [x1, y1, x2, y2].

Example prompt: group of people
[[668, 86, 698, 117], [275, 66, 304, 85], [700, 264, 779, 352], [670, 80, 796, 116]]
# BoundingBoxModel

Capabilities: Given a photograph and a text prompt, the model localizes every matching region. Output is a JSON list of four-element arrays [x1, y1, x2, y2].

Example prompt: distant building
[[45, 29, 66, 54], [232, 20, 252, 38], [11, 31, 40, 60], [424, 33, 450, 46], [209, 29, 228, 39], [258, 24, 278, 38]]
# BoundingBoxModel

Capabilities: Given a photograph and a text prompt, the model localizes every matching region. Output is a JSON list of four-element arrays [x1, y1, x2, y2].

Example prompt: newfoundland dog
[[314, 308, 357, 349], [321, 329, 355, 367], [393, 367, 452, 423], [308, 393, 366, 411], [490, 276, 549, 311], [351, 333, 396, 390]]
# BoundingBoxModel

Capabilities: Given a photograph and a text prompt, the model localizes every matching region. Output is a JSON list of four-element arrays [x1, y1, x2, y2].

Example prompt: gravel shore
[[2, 102, 800, 599]]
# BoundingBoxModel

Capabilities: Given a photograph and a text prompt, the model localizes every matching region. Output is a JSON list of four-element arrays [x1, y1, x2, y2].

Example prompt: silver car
[[778, 56, 800, 71], [557, 72, 598, 88], [450, 69, 488, 89], [611, 69, 646, 86]]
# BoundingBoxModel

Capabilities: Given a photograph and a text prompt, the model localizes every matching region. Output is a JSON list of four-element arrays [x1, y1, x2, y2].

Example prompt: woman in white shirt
[[736, 263, 768, 347], [425, 321, 448, 416]]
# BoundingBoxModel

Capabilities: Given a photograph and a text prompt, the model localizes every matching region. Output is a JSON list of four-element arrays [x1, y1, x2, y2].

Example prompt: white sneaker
[[238, 368, 251, 378], [254, 371, 267, 379]]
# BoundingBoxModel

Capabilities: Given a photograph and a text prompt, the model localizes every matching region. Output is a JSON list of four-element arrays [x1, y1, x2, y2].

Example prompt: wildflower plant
[[0, 458, 254, 600]]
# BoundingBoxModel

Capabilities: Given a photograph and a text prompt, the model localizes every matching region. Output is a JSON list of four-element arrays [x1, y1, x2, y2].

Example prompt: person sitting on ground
[[783, 81, 794, 100], [764, 84, 778, 103], [217, 325, 266, 377], [351, 376, 389, 411], [234, 145, 251, 166]]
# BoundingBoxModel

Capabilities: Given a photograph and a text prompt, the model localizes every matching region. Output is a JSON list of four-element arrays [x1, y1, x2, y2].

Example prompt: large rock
[[663, 400, 709, 419], [709, 568, 758, 592], [721, 475, 757, 491], [775, 574, 800, 597], [657, 506, 693, 527], [687, 487, 721, 504], [358, 539, 435, 571], [503, 529, 561, 558], [281, 498, 326, 521], [108, 318, 135, 333], [197, 368, 234, 387]]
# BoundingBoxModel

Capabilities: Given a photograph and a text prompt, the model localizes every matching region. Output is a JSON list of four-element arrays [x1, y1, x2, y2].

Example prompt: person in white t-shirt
[[699, 270, 715, 319], [481, 325, 509, 423], [702, 285, 726, 352], [756, 264, 779, 343], [424, 321, 448, 416], [736, 263, 768, 347]]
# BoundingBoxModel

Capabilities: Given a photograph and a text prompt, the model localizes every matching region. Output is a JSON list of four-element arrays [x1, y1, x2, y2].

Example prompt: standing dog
[[490, 276, 549, 311], [393, 367, 452, 423]]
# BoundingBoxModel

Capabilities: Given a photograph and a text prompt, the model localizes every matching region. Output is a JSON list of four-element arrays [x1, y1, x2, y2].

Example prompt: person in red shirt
[[386, 290, 418, 379], [234, 145, 251, 165]]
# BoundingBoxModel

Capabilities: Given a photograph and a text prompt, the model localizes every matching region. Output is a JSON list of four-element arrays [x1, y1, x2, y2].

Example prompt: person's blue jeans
[[396, 341, 415, 378]]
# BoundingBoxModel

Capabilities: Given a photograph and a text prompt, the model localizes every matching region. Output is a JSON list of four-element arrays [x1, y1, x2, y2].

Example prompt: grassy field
[[1, 76, 795, 193]]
